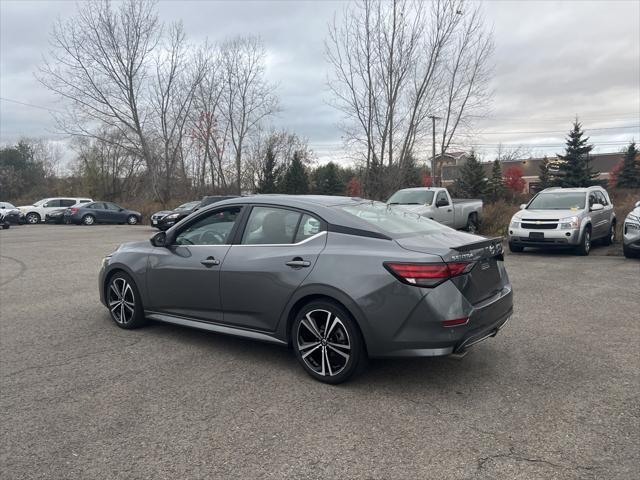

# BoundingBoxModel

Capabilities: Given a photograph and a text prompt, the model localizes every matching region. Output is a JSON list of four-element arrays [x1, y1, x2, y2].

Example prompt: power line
[[0, 96, 64, 114]]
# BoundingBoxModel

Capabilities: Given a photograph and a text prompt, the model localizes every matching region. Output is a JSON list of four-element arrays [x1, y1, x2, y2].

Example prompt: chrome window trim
[[234, 230, 327, 247]]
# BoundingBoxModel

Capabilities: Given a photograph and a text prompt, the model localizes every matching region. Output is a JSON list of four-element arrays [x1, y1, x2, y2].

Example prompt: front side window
[[435, 191, 449, 206], [45, 200, 61, 208], [175, 207, 241, 246], [104, 202, 121, 211], [527, 193, 586, 210], [588, 193, 597, 208], [242, 207, 301, 245], [338, 201, 449, 237], [595, 191, 608, 206]]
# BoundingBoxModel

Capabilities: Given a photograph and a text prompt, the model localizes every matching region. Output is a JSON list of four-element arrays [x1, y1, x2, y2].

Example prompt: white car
[[18, 197, 93, 224]]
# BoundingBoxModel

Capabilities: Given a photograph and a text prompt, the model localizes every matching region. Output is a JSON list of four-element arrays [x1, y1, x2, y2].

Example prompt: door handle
[[286, 258, 311, 268], [201, 256, 220, 267], [447, 209, 452, 212]]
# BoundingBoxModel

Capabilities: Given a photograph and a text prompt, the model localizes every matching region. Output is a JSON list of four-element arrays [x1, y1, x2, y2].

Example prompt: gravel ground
[[1, 224, 638, 479]]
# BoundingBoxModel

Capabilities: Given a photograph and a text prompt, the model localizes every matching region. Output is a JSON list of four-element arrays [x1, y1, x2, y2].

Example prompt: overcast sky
[[1, 0, 639, 166]]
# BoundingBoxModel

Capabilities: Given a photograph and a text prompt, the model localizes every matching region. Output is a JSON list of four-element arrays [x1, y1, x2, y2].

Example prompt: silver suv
[[508, 186, 616, 256]]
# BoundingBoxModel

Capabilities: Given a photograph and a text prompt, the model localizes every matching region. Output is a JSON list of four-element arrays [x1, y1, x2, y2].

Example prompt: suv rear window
[[337, 201, 448, 236]]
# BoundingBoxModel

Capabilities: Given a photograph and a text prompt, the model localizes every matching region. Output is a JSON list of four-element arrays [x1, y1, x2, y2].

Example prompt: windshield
[[33, 199, 48, 207], [175, 201, 200, 211], [338, 201, 449, 237], [527, 192, 586, 210], [387, 190, 435, 205]]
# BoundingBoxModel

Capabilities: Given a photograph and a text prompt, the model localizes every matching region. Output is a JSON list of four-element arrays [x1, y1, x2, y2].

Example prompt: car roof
[[202, 194, 386, 234]]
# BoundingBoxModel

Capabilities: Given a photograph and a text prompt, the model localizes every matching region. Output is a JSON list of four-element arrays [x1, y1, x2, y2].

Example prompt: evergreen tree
[[454, 151, 486, 198], [485, 159, 505, 202], [555, 120, 599, 187], [615, 141, 640, 188], [312, 162, 345, 195], [538, 156, 552, 189], [282, 151, 309, 194], [256, 144, 281, 193]]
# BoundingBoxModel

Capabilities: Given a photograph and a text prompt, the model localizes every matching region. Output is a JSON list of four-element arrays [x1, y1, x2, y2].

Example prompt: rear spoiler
[[451, 236, 503, 252]]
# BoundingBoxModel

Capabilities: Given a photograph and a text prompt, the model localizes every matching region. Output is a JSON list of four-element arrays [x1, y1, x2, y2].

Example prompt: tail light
[[69, 208, 78, 214], [384, 262, 475, 287]]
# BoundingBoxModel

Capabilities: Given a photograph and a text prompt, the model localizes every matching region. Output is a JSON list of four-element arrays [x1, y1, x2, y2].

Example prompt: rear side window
[[294, 214, 323, 243], [242, 207, 301, 245], [88, 203, 105, 210], [60, 199, 76, 207]]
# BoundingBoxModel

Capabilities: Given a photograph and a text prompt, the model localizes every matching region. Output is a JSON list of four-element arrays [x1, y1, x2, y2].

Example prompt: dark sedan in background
[[65, 202, 142, 225], [100, 195, 512, 383], [0, 202, 22, 225], [151, 196, 238, 230]]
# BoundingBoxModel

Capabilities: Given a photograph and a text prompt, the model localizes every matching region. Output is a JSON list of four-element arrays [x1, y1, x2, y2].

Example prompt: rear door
[[220, 206, 327, 331]]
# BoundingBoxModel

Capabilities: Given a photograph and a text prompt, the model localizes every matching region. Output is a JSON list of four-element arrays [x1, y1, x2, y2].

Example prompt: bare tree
[[326, 0, 493, 196], [220, 37, 279, 194]]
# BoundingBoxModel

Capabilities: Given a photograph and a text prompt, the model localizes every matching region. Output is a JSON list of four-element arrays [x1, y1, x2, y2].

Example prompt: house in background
[[440, 152, 623, 193]]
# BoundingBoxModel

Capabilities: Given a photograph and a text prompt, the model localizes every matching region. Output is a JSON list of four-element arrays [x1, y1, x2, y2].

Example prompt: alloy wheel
[[297, 309, 351, 377], [584, 231, 591, 253], [127, 215, 138, 225], [83, 215, 95, 225], [26, 213, 39, 224], [108, 278, 135, 325]]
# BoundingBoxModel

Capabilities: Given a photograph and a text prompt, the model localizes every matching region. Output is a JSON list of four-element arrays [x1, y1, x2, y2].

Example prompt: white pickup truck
[[387, 187, 483, 232]]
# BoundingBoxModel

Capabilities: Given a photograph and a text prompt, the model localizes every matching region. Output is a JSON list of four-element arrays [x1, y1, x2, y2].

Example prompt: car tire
[[25, 212, 40, 224], [508, 242, 524, 253], [127, 215, 138, 225], [576, 226, 591, 256], [291, 300, 366, 384], [82, 214, 95, 225], [623, 243, 639, 259], [466, 213, 479, 234], [105, 272, 146, 329], [2, 222, 10, 230], [602, 221, 616, 246]]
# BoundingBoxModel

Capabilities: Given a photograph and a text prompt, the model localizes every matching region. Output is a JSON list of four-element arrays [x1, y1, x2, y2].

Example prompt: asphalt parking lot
[[1, 225, 638, 479]]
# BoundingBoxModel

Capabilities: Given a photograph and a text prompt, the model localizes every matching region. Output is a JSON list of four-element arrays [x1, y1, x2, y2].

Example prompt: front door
[[432, 190, 453, 226], [104, 202, 127, 223], [146, 206, 243, 322], [220, 206, 327, 331]]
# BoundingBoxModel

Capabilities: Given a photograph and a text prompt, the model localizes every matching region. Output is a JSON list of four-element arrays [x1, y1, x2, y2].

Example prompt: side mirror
[[150, 231, 167, 247], [519, 204, 527, 210], [590, 203, 604, 212], [119, 208, 125, 212]]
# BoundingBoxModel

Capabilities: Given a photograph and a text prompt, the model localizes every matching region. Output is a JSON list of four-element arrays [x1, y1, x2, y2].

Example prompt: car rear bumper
[[508, 226, 580, 247], [370, 280, 513, 358]]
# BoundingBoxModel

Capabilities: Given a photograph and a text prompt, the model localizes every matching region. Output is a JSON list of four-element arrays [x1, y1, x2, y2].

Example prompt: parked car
[[387, 187, 483, 232], [45, 208, 67, 224], [99, 195, 512, 384], [0, 209, 11, 229], [623, 200, 640, 258], [64, 201, 142, 225], [0, 202, 23, 224], [152, 196, 239, 230], [507, 186, 616, 255], [18, 197, 92, 224], [151, 200, 200, 230]]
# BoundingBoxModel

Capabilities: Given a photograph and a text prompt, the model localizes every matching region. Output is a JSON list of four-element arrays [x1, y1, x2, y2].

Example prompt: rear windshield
[[527, 192, 586, 210], [337, 201, 449, 236], [387, 190, 435, 205]]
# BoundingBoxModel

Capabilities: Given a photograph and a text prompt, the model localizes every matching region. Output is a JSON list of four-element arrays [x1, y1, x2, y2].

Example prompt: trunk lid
[[395, 231, 506, 305]]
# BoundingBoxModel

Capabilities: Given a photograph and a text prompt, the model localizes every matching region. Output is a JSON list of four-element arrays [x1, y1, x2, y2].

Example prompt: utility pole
[[429, 115, 440, 186]]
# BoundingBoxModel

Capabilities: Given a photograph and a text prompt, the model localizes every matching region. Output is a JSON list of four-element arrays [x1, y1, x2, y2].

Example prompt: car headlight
[[627, 214, 639, 224], [165, 213, 180, 220], [509, 218, 519, 228], [559, 216, 581, 229]]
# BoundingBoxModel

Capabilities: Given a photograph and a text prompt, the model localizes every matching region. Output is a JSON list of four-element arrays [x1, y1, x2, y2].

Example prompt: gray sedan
[[99, 196, 513, 383]]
